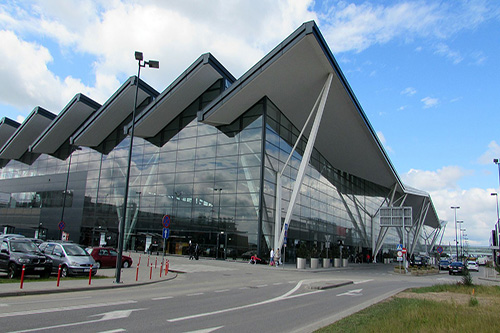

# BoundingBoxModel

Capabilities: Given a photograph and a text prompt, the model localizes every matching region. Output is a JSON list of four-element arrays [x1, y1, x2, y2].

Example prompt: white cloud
[[477, 141, 500, 165], [434, 43, 463, 64], [421, 96, 438, 108], [401, 87, 417, 96], [403, 167, 496, 246]]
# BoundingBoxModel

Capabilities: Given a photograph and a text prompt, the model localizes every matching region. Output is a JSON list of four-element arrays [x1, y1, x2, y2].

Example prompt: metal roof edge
[[0, 117, 21, 128]]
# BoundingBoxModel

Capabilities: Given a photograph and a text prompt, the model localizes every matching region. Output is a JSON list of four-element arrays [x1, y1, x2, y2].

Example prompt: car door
[[102, 249, 115, 267], [51, 244, 66, 270], [41, 243, 57, 272], [0, 241, 9, 271]]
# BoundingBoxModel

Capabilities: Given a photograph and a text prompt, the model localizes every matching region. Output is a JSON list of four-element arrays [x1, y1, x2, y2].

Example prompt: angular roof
[[71, 76, 159, 147], [0, 107, 56, 160], [30, 94, 100, 156], [199, 21, 402, 192], [0, 117, 20, 148], [199, 21, 439, 228], [128, 53, 235, 138]]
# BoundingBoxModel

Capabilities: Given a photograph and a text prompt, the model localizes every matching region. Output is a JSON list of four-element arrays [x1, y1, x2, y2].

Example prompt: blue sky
[[0, 0, 499, 246]]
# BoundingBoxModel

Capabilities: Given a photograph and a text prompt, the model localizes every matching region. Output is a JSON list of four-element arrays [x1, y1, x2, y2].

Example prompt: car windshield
[[63, 244, 89, 256], [10, 241, 40, 253]]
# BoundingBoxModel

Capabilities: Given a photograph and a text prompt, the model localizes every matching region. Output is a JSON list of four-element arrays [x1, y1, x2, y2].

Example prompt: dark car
[[439, 259, 450, 270], [411, 255, 428, 267], [0, 238, 52, 279], [448, 261, 464, 275], [88, 247, 133, 269]]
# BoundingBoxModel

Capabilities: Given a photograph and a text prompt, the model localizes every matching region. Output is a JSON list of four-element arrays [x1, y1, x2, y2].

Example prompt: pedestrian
[[188, 240, 194, 260], [270, 248, 274, 266], [274, 248, 280, 267]]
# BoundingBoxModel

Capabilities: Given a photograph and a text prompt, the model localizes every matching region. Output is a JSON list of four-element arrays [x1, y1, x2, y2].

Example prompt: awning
[[0, 107, 56, 160], [30, 94, 101, 155], [71, 76, 159, 147], [129, 53, 235, 138], [0, 117, 20, 148]]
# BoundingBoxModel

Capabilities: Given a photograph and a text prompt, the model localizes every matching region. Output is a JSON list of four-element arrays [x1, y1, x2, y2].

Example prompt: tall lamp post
[[451, 206, 460, 260], [494, 159, 500, 188], [116, 51, 159, 284], [492, 193, 499, 223], [457, 220, 463, 259]]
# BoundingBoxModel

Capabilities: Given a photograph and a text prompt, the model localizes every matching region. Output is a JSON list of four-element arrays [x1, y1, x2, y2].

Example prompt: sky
[[0, 0, 499, 247]]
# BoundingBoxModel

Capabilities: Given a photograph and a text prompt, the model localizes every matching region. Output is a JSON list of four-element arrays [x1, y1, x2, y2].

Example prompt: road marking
[[214, 289, 230, 293], [187, 293, 204, 296], [98, 330, 126, 333], [8, 308, 146, 333], [256, 284, 268, 288], [0, 300, 137, 318], [337, 289, 363, 297], [238, 287, 249, 290], [152, 296, 173, 300], [184, 326, 224, 333], [354, 279, 373, 284], [168, 279, 323, 323], [272, 282, 283, 285]]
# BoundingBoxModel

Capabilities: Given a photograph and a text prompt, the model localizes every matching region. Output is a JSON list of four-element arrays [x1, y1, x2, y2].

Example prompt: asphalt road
[[0, 262, 486, 333]]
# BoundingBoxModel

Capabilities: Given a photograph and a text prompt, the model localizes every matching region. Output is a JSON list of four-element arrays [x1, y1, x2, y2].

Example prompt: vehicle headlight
[[18, 258, 30, 264]]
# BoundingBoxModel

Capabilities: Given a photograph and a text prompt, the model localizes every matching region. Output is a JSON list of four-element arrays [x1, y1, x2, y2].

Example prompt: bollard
[[57, 264, 62, 287], [149, 265, 153, 280], [88, 264, 93, 285], [135, 263, 139, 282], [20, 264, 26, 289], [165, 259, 169, 276], [147, 255, 150, 266], [160, 261, 163, 277], [155, 257, 157, 269]]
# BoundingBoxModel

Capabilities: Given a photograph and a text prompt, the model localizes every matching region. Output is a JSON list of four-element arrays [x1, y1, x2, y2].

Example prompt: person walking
[[270, 248, 274, 266], [274, 248, 281, 267], [188, 240, 194, 260]]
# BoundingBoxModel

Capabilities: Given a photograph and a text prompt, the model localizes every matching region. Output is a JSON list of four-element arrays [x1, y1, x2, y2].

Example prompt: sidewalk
[[0, 252, 178, 297]]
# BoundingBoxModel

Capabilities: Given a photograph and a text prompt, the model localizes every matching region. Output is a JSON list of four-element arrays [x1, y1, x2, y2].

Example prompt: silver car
[[39, 242, 97, 277]]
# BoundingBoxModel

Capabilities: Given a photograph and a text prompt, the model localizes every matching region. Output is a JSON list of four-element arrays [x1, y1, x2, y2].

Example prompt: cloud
[[421, 96, 438, 108], [434, 43, 463, 64], [376, 131, 394, 154], [477, 141, 500, 165], [403, 167, 496, 246], [401, 87, 417, 96]]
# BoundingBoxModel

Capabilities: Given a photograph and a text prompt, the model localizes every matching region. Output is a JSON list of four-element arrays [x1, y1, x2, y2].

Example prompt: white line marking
[[168, 280, 321, 323], [187, 293, 204, 296], [272, 282, 283, 285], [354, 279, 373, 284], [214, 289, 230, 293], [183, 326, 224, 333], [98, 330, 126, 333], [337, 289, 363, 297], [256, 284, 268, 288], [0, 300, 137, 318], [152, 296, 173, 301]]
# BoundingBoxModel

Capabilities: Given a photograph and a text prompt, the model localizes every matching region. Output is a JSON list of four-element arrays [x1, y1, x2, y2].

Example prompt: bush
[[461, 268, 473, 286], [296, 242, 309, 259]]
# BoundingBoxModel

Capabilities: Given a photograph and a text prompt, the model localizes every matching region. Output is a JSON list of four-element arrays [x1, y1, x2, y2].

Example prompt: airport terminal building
[[0, 22, 443, 263]]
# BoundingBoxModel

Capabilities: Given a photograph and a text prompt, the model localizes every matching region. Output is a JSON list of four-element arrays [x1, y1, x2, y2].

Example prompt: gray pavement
[[1, 253, 499, 297]]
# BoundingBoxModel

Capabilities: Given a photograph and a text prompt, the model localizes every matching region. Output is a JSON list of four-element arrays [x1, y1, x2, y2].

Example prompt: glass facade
[[0, 81, 401, 262]]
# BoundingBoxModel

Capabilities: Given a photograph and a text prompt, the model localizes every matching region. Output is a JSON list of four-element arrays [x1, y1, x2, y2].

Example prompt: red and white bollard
[[155, 257, 157, 268], [147, 255, 150, 267], [165, 259, 169, 276], [149, 265, 153, 280], [88, 264, 93, 285], [57, 264, 62, 287], [135, 263, 139, 282], [160, 260, 163, 278], [20, 264, 26, 289]]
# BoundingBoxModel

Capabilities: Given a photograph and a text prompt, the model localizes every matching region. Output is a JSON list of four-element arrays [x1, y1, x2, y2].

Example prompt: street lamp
[[451, 206, 460, 260], [494, 159, 500, 188], [116, 51, 159, 284], [457, 220, 463, 259]]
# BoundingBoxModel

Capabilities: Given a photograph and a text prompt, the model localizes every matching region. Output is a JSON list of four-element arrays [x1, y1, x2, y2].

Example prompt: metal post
[[451, 206, 460, 261]]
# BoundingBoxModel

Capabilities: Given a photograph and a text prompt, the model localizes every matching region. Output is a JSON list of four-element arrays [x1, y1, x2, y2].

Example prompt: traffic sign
[[436, 246, 443, 254], [397, 251, 402, 257], [162, 215, 170, 228], [58, 221, 66, 231], [402, 248, 407, 254], [396, 244, 402, 251], [162, 228, 170, 239]]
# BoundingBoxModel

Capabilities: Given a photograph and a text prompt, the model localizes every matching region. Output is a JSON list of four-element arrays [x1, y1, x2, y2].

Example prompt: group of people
[[270, 248, 281, 267]]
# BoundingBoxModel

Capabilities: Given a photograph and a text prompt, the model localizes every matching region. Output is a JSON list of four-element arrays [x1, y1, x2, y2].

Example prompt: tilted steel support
[[409, 198, 430, 255], [275, 73, 333, 251]]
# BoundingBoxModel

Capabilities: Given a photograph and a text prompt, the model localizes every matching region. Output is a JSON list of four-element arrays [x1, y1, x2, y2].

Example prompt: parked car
[[467, 261, 479, 272], [448, 261, 464, 275], [88, 247, 133, 269], [39, 242, 97, 277], [0, 237, 52, 279], [411, 255, 428, 267], [439, 259, 450, 270]]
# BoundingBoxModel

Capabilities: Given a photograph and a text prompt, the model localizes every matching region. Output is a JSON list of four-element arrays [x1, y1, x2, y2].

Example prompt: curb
[[307, 280, 353, 290], [0, 272, 178, 298]]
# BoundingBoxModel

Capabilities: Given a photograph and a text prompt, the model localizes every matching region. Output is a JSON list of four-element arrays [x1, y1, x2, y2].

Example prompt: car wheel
[[122, 261, 130, 268], [95, 261, 101, 269], [449, 271, 452, 275], [61, 265, 69, 278], [8, 263, 17, 279]]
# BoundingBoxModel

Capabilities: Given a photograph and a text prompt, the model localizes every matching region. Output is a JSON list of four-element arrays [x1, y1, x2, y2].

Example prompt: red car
[[88, 247, 133, 269]]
